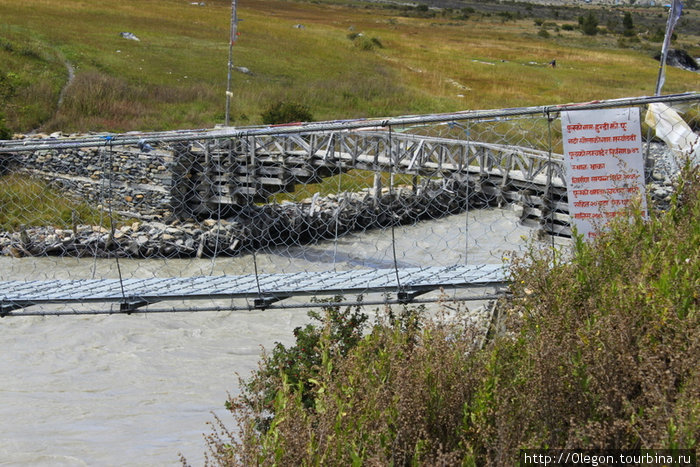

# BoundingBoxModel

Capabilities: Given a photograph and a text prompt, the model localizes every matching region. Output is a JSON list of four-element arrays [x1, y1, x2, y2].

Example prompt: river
[[0, 208, 562, 465]]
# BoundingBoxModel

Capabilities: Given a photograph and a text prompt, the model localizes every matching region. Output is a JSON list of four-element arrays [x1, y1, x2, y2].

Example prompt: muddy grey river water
[[0, 208, 559, 466]]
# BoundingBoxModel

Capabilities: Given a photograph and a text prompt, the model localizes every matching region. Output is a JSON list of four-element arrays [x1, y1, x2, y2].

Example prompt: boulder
[[654, 49, 699, 72], [119, 32, 140, 41]]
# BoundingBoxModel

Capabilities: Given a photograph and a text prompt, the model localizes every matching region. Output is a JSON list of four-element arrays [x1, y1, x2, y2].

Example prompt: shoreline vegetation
[[191, 162, 698, 466]]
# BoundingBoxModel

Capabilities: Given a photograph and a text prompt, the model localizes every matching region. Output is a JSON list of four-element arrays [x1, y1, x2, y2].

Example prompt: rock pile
[[0, 179, 482, 259], [13, 144, 173, 215], [647, 142, 684, 210]]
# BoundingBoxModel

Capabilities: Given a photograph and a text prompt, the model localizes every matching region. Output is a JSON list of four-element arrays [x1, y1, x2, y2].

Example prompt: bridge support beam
[[1, 301, 33, 317]]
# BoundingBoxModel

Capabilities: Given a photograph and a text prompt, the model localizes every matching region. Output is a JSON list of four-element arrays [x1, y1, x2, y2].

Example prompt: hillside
[[0, 0, 698, 135]]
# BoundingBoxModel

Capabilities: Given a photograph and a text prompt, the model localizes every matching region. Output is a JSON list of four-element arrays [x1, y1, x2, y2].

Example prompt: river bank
[[0, 207, 537, 465]]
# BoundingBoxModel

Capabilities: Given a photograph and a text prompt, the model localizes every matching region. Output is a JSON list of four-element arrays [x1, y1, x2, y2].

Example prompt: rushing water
[[0, 208, 558, 466]]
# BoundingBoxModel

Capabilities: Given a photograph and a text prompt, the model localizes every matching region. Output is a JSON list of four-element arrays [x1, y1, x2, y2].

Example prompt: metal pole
[[654, 0, 682, 96], [225, 0, 238, 126]]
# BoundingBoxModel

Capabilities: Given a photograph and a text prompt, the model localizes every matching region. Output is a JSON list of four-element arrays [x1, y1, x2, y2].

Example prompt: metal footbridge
[[0, 264, 507, 316], [2, 93, 697, 317]]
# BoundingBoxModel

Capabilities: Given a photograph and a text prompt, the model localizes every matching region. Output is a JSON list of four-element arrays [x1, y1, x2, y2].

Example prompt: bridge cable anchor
[[1, 301, 33, 317], [397, 288, 430, 304], [253, 295, 290, 310], [119, 297, 153, 315]]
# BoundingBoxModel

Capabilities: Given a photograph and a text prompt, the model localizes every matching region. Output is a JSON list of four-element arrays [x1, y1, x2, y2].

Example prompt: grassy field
[[0, 0, 698, 135]]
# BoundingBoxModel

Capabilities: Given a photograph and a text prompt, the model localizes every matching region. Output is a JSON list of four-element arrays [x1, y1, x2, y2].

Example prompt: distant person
[[549, 59, 556, 68]]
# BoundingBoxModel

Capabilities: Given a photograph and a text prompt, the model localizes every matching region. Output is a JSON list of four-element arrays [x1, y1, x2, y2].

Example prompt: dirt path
[[27, 56, 74, 135], [56, 58, 75, 108]]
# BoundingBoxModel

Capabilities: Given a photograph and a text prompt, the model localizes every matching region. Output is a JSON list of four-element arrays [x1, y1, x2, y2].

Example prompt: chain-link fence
[[0, 93, 698, 315]]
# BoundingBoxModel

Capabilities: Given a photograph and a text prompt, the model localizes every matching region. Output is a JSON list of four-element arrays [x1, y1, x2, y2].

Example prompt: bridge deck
[[0, 264, 506, 315]]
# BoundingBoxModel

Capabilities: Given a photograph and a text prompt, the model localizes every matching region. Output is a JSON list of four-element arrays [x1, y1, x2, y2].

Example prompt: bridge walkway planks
[[0, 264, 506, 315]]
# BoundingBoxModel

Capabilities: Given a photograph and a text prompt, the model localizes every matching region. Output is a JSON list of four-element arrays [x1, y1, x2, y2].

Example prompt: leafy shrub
[[622, 11, 635, 36], [649, 27, 676, 43], [260, 100, 313, 125], [561, 23, 576, 31], [538, 28, 551, 39], [498, 11, 516, 22], [236, 298, 368, 430], [202, 300, 486, 465], [200, 165, 699, 465], [501, 163, 700, 453], [453, 7, 476, 20]]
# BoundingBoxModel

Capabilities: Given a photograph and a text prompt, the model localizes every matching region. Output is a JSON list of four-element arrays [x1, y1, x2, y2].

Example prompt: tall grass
[[44, 70, 220, 132], [199, 164, 699, 465]]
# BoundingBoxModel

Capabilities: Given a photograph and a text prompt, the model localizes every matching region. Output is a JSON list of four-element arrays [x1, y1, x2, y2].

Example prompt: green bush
[[579, 12, 599, 36], [498, 11, 516, 22], [501, 164, 700, 453], [201, 165, 699, 465], [348, 33, 384, 51], [0, 113, 12, 140], [260, 101, 314, 125], [649, 27, 675, 43], [622, 11, 635, 36], [234, 298, 368, 430]]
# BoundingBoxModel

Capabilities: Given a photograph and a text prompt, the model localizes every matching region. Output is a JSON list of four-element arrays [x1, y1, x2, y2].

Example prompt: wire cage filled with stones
[[0, 93, 698, 315]]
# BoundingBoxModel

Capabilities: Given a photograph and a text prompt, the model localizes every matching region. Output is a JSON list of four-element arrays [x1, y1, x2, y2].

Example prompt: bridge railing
[[0, 93, 697, 314]]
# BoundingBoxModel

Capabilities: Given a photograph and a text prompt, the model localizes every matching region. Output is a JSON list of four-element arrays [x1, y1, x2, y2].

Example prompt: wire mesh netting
[[0, 93, 698, 315]]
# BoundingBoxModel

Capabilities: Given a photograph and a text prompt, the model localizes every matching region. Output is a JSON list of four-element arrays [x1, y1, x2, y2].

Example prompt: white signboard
[[561, 108, 647, 240]]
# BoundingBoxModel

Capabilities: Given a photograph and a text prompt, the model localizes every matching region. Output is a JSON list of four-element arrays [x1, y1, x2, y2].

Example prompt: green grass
[[0, 173, 113, 231], [0, 25, 66, 131], [0, 0, 697, 135], [270, 169, 420, 204]]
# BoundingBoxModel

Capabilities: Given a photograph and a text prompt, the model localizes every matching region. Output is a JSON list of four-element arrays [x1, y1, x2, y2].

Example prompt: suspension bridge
[[170, 130, 568, 235], [1, 93, 697, 316]]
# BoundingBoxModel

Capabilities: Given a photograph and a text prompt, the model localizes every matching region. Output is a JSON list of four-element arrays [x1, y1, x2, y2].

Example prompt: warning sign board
[[561, 108, 647, 240]]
